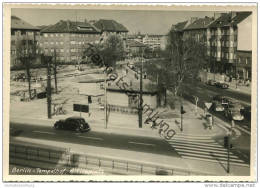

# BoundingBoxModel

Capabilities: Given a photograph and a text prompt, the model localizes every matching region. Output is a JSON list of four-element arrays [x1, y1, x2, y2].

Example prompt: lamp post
[[138, 48, 144, 128]]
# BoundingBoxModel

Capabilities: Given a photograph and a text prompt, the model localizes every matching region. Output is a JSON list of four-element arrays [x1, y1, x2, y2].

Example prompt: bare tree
[[16, 38, 37, 100], [165, 29, 207, 96]]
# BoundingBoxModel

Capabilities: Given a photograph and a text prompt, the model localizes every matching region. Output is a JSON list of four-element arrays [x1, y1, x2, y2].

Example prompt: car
[[224, 103, 244, 121], [215, 82, 229, 89], [207, 79, 217, 86], [212, 101, 225, 112], [212, 95, 232, 107], [54, 116, 91, 132], [241, 106, 251, 121]]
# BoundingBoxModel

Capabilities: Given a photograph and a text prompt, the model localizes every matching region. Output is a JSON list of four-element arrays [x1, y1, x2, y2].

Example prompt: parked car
[[215, 82, 229, 89], [207, 79, 217, 86], [213, 101, 225, 112], [241, 106, 251, 121], [54, 117, 91, 132], [224, 103, 244, 121]]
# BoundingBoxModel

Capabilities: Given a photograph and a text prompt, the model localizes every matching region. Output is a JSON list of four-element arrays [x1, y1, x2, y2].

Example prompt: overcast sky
[[12, 9, 214, 35]]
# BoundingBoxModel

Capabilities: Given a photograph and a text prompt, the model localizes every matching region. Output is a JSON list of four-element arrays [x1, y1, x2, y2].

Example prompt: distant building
[[11, 16, 40, 67], [39, 20, 101, 63], [142, 34, 166, 50], [125, 40, 147, 57], [92, 19, 128, 41]]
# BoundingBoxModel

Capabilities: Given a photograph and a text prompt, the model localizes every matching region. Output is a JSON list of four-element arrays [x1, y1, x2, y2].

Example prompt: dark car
[[241, 106, 251, 121], [224, 102, 244, 121], [215, 82, 229, 89], [54, 117, 91, 132], [207, 79, 217, 86], [212, 95, 233, 107]]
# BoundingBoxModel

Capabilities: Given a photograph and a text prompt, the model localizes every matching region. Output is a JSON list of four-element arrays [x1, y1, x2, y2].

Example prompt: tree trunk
[[164, 87, 167, 107], [26, 64, 31, 100]]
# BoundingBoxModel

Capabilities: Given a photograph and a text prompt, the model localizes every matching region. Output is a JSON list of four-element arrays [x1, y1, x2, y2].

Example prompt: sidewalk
[[10, 98, 228, 139]]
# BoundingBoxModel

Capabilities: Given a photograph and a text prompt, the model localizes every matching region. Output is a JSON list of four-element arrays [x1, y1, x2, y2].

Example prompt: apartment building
[[39, 20, 101, 63], [236, 13, 252, 81], [142, 34, 167, 50], [207, 12, 252, 75], [11, 16, 40, 67], [92, 19, 128, 41], [171, 12, 252, 78]]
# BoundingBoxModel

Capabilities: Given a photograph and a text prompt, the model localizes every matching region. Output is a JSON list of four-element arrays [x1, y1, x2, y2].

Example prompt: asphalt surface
[[10, 121, 180, 157], [182, 81, 251, 130], [182, 80, 251, 164]]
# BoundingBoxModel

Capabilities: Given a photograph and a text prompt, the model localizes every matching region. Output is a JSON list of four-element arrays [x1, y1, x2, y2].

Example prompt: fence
[[9, 143, 213, 176], [107, 104, 138, 115]]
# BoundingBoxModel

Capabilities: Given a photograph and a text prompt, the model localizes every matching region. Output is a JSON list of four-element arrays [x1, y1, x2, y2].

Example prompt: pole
[[54, 49, 58, 94], [46, 57, 52, 119], [139, 50, 143, 128], [227, 134, 230, 173], [104, 72, 107, 129], [180, 106, 183, 132], [235, 56, 238, 89]]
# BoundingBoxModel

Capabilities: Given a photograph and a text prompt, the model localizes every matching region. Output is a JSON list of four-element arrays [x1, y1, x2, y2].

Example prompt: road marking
[[32, 131, 55, 135], [128, 141, 155, 147], [78, 136, 103, 141], [235, 125, 250, 135]]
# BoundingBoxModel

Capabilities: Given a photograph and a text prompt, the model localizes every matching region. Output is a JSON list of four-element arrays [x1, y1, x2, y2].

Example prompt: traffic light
[[181, 105, 186, 114], [224, 136, 229, 148]]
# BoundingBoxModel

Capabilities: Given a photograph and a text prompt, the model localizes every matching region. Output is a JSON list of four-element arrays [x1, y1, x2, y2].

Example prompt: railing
[[9, 143, 212, 176]]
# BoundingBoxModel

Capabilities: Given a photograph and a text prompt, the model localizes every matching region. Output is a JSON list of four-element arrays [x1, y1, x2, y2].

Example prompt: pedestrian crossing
[[167, 137, 249, 167]]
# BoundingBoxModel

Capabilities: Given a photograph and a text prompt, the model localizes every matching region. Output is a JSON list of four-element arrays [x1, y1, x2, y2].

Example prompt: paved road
[[10, 121, 179, 157], [182, 81, 251, 131]]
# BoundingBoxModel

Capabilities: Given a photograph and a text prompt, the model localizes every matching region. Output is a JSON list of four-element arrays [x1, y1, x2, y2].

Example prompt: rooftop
[[184, 16, 214, 30], [11, 16, 39, 31], [40, 20, 101, 34], [208, 12, 251, 28], [172, 21, 188, 32], [93, 19, 128, 33]]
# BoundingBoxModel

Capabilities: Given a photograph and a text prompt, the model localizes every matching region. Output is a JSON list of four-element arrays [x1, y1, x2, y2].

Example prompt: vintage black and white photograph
[[3, 3, 257, 182]]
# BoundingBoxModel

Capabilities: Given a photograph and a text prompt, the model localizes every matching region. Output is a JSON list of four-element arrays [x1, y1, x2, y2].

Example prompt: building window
[[238, 57, 241, 63], [70, 41, 76, 45], [44, 33, 48, 37], [60, 34, 63, 37], [60, 49, 64, 52], [60, 41, 64, 45], [56, 34, 59, 37], [44, 42, 49, 45], [50, 34, 54, 37], [50, 42, 54, 45], [51, 49, 54, 52]]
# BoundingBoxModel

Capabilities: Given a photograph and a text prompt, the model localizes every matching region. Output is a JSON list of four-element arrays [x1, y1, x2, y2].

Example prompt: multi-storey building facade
[[39, 20, 101, 63], [142, 34, 166, 50], [171, 12, 252, 78], [11, 16, 40, 68], [236, 13, 252, 81], [207, 12, 252, 75]]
